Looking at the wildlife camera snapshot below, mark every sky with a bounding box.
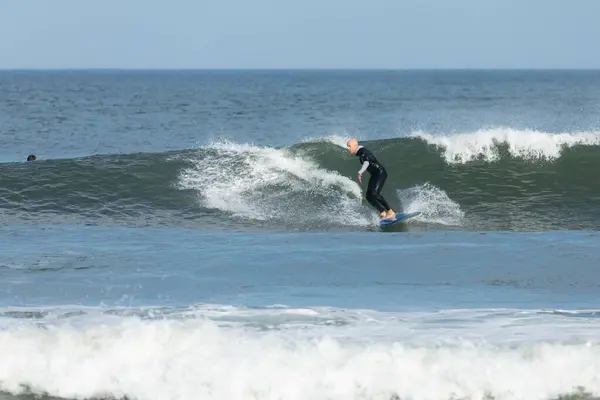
[0,0,598,69]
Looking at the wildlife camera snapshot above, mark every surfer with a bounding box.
[346,138,395,220]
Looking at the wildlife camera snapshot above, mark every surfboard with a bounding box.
[379,211,422,226]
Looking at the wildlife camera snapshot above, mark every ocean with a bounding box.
[1,69,600,400]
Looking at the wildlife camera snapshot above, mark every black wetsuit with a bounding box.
[355,146,391,213]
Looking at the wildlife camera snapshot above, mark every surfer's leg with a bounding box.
[371,171,395,218]
[366,173,387,217]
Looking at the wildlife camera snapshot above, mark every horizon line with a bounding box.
[1,67,599,72]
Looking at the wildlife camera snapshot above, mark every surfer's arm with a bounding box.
[358,161,369,175]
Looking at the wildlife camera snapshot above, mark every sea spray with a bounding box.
[177,140,376,227]
[397,183,465,226]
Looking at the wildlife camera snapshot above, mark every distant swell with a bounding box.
[1,129,600,231]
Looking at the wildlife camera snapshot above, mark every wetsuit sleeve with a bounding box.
[358,161,369,174]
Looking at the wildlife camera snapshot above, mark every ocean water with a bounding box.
[1,70,600,400]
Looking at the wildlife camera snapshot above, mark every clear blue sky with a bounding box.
[1,0,598,69]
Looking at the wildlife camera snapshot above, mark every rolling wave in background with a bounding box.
[1,128,599,231]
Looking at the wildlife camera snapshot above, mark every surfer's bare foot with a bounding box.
[386,210,396,219]
[379,211,387,219]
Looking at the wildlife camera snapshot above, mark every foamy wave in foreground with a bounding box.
[411,128,600,164]
[1,306,600,400]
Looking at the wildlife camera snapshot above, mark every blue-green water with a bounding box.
[1,70,600,400]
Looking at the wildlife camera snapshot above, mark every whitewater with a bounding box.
[2,306,600,400]
[410,128,600,164]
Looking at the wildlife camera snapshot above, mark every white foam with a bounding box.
[1,306,600,400]
[177,140,377,227]
[411,128,600,164]
[397,183,465,226]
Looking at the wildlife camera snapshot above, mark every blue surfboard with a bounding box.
[379,211,422,226]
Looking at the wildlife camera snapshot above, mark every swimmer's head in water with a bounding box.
[346,138,359,154]
[27,155,36,161]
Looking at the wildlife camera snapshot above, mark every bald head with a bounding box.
[347,138,359,154]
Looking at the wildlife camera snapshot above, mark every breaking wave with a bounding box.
[2,128,599,231]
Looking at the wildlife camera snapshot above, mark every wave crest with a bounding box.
[411,128,600,164]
